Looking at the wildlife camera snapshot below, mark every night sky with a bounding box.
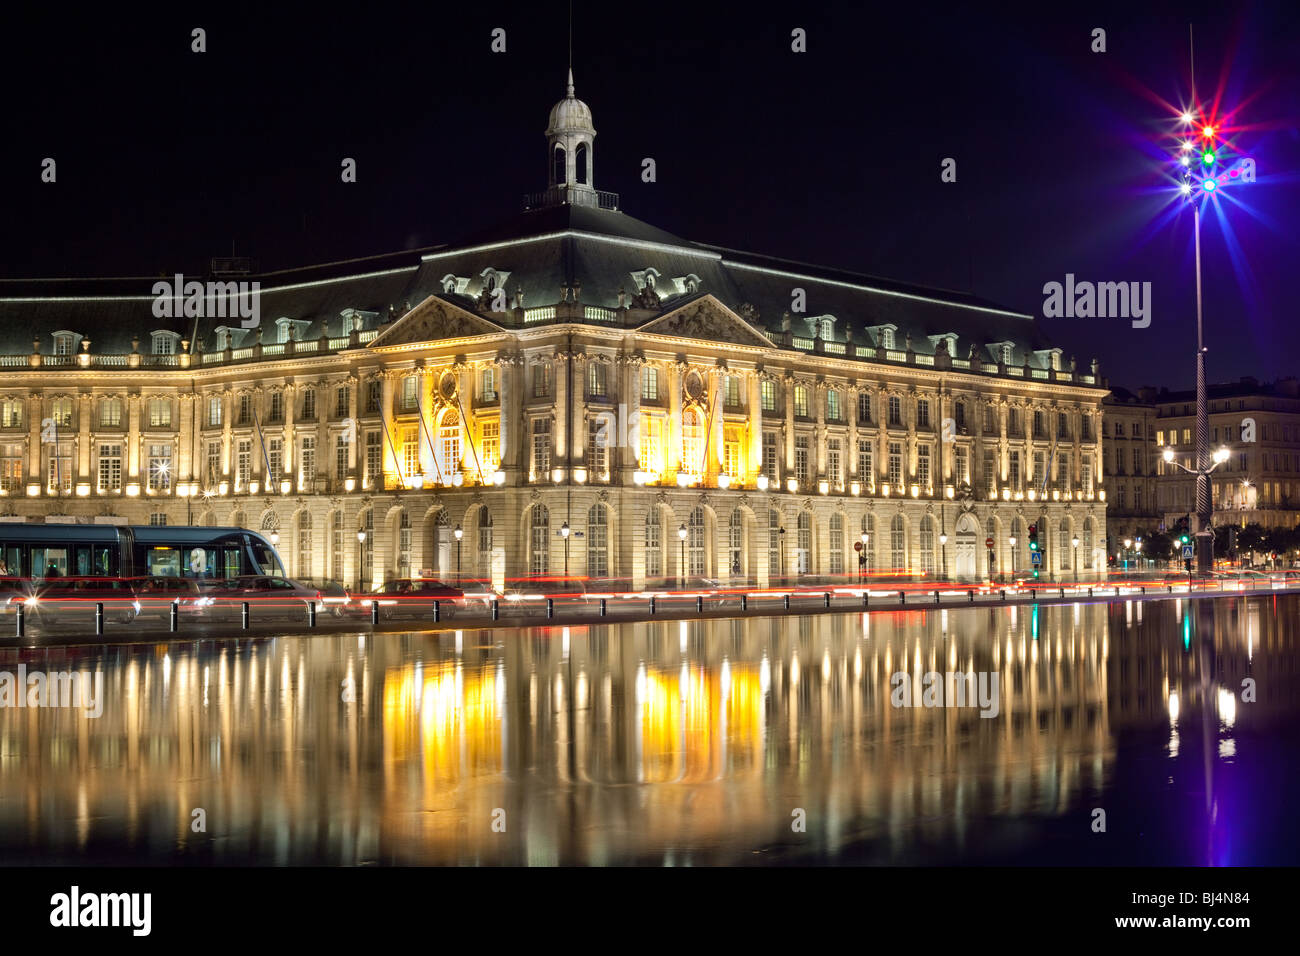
[2,0,1297,390]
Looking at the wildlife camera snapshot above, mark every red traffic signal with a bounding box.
[1028,524,1036,535]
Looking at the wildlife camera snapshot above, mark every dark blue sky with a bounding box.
[2,0,1297,389]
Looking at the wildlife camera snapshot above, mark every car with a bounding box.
[207,575,323,623]
[21,577,140,629]
[133,576,214,623]
[366,579,463,621]
[297,578,359,618]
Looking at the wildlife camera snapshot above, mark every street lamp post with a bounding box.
[453,524,463,585]
[1008,535,1017,581]
[1164,445,1230,571]
[355,528,366,594]
[560,521,570,579]
[860,531,869,582]
[678,523,688,586]
[1123,537,1132,571]
[939,504,947,581]
[1072,535,1080,582]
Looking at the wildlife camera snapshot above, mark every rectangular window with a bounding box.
[206,442,221,485]
[533,365,551,398]
[50,398,73,428]
[917,399,930,428]
[237,394,251,426]
[480,421,500,472]
[302,388,317,420]
[639,416,661,473]
[795,437,809,484]
[47,442,72,493]
[641,367,659,402]
[1009,450,1021,488]
[1034,450,1046,484]
[100,398,122,428]
[365,432,381,486]
[763,432,778,481]
[236,440,251,487]
[365,380,380,414]
[1058,412,1069,439]
[532,418,552,476]
[587,419,607,474]
[480,368,497,402]
[149,513,167,526]
[587,361,607,399]
[955,446,969,486]
[300,436,316,485]
[402,426,420,480]
[149,397,172,428]
[983,450,995,490]
[984,406,995,433]
[857,440,873,485]
[0,443,24,493]
[760,380,776,412]
[794,386,809,418]
[1114,421,1125,438]
[269,437,283,480]
[888,442,903,485]
[917,445,931,486]
[857,392,871,424]
[827,390,840,422]
[724,375,741,408]
[1033,409,1045,438]
[827,439,841,485]
[1183,428,1192,444]
[1056,452,1068,485]
[270,391,284,423]
[147,443,172,491]
[724,439,740,479]
[1155,429,1164,446]
[208,396,222,427]
[335,385,351,418]
[335,433,349,478]
[399,377,418,412]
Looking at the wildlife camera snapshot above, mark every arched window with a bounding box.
[575,142,588,185]
[890,514,906,570]
[681,408,703,479]
[861,513,876,572]
[530,505,549,576]
[359,509,374,587]
[298,512,313,578]
[437,409,461,481]
[553,145,566,186]
[796,512,811,574]
[829,514,844,574]
[919,515,935,574]
[397,510,411,579]
[687,507,707,576]
[644,510,662,577]
[477,506,493,573]
[768,510,783,577]
[261,511,278,532]
[587,505,608,578]
[728,509,744,575]
[1083,516,1095,569]
[881,327,895,350]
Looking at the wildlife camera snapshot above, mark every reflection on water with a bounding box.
[1,595,1297,865]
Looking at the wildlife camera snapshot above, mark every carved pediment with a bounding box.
[368,296,505,348]
[637,296,773,350]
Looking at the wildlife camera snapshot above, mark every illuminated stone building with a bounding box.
[0,71,1109,587]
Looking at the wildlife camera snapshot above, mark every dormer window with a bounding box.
[274,317,311,344]
[151,330,181,355]
[881,327,895,350]
[673,274,702,294]
[52,331,79,356]
[440,274,469,295]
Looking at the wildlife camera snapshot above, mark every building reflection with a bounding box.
[0,595,1294,865]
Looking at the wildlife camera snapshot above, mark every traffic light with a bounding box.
[1178,515,1191,546]
[1028,524,1039,552]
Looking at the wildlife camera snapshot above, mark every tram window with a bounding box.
[251,542,284,576]
[144,547,182,578]
[223,547,243,578]
[0,545,21,577]
[92,546,115,576]
[31,547,69,579]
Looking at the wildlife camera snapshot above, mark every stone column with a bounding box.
[747,371,763,483]
[420,365,437,481]
[815,380,827,478]
[346,374,359,475]
[906,387,918,487]
[667,361,683,479]
[128,391,142,483]
[706,367,722,480]
[783,373,795,473]
[220,388,233,483]
[623,355,642,482]
[458,361,473,479]
[179,393,195,484]
[77,391,91,484]
[378,375,393,484]
[27,392,41,482]
[555,350,570,469]
[573,354,588,468]
[846,384,859,480]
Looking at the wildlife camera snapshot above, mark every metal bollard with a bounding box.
[741,594,748,611]
[650,595,656,615]
[170,599,179,632]
[1030,589,1035,600]
[1060,587,1065,598]
[899,591,905,605]
[1141,586,1146,595]
[1168,585,1172,594]
[491,600,500,621]
[547,598,554,619]
[242,601,251,630]
[432,600,440,623]
[370,600,379,626]
[863,592,869,608]
[783,594,790,610]
[15,604,24,638]
[95,602,104,636]
[599,598,607,617]
[696,595,704,613]
[934,590,939,606]
[307,601,316,627]
[1000,589,1006,601]
[1088,587,1093,597]
[969,590,975,604]
[824,592,831,608]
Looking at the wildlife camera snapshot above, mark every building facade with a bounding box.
[1102,387,1160,548]
[0,73,1110,586]
[1154,377,1300,532]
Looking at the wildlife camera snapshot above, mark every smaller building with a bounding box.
[1102,387,1160,549]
